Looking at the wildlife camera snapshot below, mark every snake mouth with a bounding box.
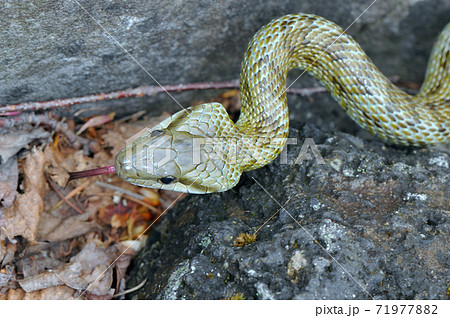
[114,156,133,181]
[114,149,140,182]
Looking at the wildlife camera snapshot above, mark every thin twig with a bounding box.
[0,80,326,114]
[113,278,147,298]
[95,181,145,201]
[48,180,90,213]
[116,110,147,123]
[96,181,160,212]
[46,176,86,214]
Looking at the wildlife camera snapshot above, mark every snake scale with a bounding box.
[115,13,450,194]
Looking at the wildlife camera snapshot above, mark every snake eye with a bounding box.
[158,176,177,185]
[150,129,165,137]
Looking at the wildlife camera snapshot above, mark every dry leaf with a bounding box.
[36,211,101,243]
[4,148,46,243]
[0,272,13,287]
[17,252,64,279]
[19,262,85,292]
[0,111,178,299]
[0,285,76,300]
[68,242,116,296]
[101,130,126,157]
[0,128,49,164]
[1,243,17,266]
[114,251,133,291]
[76,112,116,135]
[44,147,87,187]
[18,242,116,296]
[23,285,76,299]
[0,157,18,209]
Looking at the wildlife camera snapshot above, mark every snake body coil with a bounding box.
[115,14,450,194]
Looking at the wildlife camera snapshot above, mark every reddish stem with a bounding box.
[0,80,240,114]
[0,80,326,114]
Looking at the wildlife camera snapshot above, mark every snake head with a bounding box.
[115,103,241,194]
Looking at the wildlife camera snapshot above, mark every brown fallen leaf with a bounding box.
[4,148,46,243]
[0,111,184,299]
[0,285,76,300]
[44,147,89,188]
[0,272,13,287]
[17,252,64,279]
[19,262,85,292]
[76,112,116,135]
[36,212,101,243]
[0,157,18,209]
[68,241,117,296]
[18,242,116,296]
[24,285,76,300]
[0,128,50,164]
[1,243,17,267]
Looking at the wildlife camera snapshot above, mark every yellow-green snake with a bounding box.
[115,13,450,194]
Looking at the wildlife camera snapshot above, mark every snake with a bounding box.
[114,13,450,194]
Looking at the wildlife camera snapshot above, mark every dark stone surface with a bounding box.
[127,125,449,299]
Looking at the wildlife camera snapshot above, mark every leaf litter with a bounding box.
[0,110,188,299]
